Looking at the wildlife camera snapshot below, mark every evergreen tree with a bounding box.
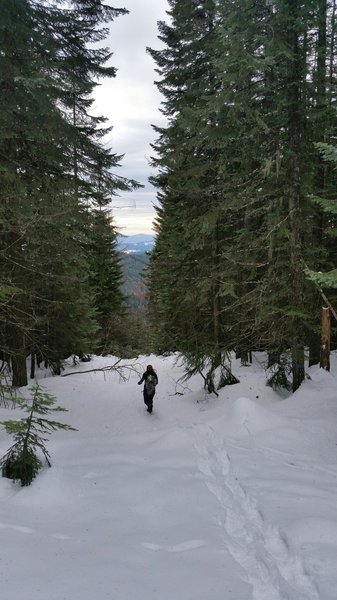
[148,1,228,370]
[148,0,337,390]
[0,383,76,486]
[88,208,126,354]
[0,0,138,385]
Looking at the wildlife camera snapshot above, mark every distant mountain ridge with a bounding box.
[117,233,155,254]
[117,234,153,312]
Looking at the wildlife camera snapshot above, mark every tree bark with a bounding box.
[320,306,330,370]
[30,352,35,380]
[285,0,306,392]
[309,334,321,366]
[10,324,27,387]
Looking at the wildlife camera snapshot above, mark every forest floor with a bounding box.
[0,352,336,600]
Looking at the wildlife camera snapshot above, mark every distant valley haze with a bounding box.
[117,233,155,254]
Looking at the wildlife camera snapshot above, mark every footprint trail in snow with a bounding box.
[195,425,319,600]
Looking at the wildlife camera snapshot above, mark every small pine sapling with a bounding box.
[0,383,76,486]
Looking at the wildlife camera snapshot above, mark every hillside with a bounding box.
[117,234,154,313]
[120,251,149,312]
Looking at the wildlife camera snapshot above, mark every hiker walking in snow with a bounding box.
[138,364,158,414]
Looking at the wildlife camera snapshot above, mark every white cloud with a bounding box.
[93,0,169,234]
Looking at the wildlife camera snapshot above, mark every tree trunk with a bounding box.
[309,335,321,366]
[211,222,221,365]
[313,0,328,249]
[10,324,27,387]
[286,0,305,392]
[320,306,330,370]
[328,0,336,102]
[30,352,35,380]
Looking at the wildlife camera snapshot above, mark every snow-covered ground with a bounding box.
[1,353,337,600]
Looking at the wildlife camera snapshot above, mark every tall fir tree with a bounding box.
[0,0,137,385]
[87,207,126,355]
[147,0,337,390]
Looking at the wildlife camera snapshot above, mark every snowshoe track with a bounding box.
[195,425,319,600]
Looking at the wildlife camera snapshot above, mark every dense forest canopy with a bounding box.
[0,0,141,387]
[147,0,337,392]
[2,0,337,394]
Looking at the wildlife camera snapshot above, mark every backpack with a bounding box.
[145,373,157,395]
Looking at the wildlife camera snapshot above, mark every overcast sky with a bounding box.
[94,0,169,235]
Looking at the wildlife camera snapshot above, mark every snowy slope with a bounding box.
[1,353,337,600]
